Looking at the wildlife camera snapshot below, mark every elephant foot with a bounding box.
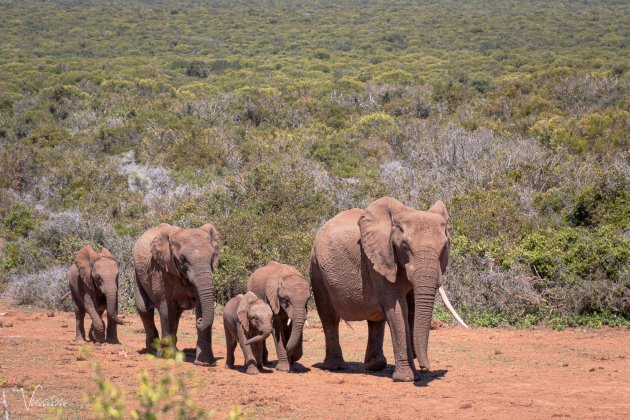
[194,358,217,367]
[225,362,234,369]
[194,345,217,367]
[74,336,87,342]
[106,337,121,345]
[246,365,260,375]
[276,360,291,372]
[364,357,387,371]
[322,358,348,371]
[392,366,416,382]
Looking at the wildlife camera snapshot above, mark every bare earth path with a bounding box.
[1,300,629,419]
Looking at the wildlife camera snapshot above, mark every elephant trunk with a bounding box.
[412,271,438,371]
[105,286,124,325]
[245,323,272,345]
[284,310,306,356]
[191,267,215,333]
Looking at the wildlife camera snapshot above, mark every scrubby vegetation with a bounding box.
[0,0,628,327]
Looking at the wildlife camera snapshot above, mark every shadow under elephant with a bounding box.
[313,361,447,385]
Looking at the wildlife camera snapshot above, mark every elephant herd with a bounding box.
[67,197,467,382]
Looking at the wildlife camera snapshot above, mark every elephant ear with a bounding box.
[100,247,114,259]
[358,197,407,283]
[150,224,179,274]
[75,245,98,288]
[199,223,221,270]
[237,292,257,332]
[428,200,451,273]
[265,276,282,315]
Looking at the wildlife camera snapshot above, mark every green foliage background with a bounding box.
[0,0,628,327]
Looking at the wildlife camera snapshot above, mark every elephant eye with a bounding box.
[180,255,187,263]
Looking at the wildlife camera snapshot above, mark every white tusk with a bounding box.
[438,286,469,329]
[287,317,291,326]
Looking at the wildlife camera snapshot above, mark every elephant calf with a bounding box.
[69,245,124,344]
[223,292,273,375]
[247,261,310,372]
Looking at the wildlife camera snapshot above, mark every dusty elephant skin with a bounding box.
[310,197,467,382]
[132,222,220,366]
[247,261,310,372]
[223,291,273,375]
[69,245,123,344]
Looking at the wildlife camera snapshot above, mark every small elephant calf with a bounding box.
[223,292,273,375]
[69,245,124,344]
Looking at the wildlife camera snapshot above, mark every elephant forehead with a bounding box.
[254,301,273,315]
[400,212,445,235]
[93,257,118,273]
[173,229,212,248]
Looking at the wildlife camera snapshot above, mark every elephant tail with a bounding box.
[342,319,354,332]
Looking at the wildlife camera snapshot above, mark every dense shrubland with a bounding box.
[0,0,628,327]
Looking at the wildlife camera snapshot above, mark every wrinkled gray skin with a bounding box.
[223,291,274,375]
[133,223,220,366]
[69,245,123,344]
[311,197,453,382]
[247,261,310,372]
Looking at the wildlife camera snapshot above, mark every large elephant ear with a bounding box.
[358,197,407,283]
[199,223,221,270]
[100,247,114,259]
[237,292,257,332]
[75,245,98,284]
[150,224,179,274]
[428,200,451,273]
[265,276,282,315]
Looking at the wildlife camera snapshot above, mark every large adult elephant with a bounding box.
[133,223,220,366]
[310,197,468,382]
[247,261,310,372]
[69,245,123,344]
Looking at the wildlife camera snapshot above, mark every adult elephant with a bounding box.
[69,245,123,344]
[247,261,310,372]
[310,197,468,382]
[133,223,220,366]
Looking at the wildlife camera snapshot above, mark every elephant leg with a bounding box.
[383,296,417,382]
[312,266,346,370]
[194,298,216,366]
[158,300,174,343]
[237,326,259,375]
[169,308,184,349]
[364,319,387,371]
[253,342,264,370]
[272,317,290,372]
[135,280,158,352]
[139,308,158,352]
[224,325,236,369]
[262,342,270,366]
[406,292,416,359]
[73,302,86,342]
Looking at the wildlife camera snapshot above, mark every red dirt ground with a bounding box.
[1,300,629,419]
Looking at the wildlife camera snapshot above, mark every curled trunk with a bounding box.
[245,324,272,345]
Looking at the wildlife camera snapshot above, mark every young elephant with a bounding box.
[69,245,124,344]
[223,291,273,375]
[247,261,310,372]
